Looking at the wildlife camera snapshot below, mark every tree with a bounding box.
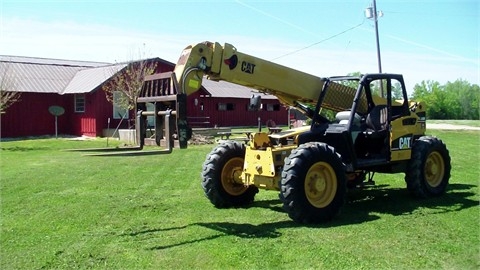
[412,80,443,119]
[0,61,21,114]
[412,80,444,101]
[392,82,403,100]
[468,84,480,119]
[340,72,362,89]
[102,59,157,116]
[443,79,479,120]
[412,79,479,120]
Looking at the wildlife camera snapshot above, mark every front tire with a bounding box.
[280,142,347,223]
[405,136,451,198]
[201,141,258,207]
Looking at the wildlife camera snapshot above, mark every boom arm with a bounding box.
[136,41,359,149]
[172,41,326,106]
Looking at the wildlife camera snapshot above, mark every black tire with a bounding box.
[405,136,451,198]
[280,142,347,223]
[201,141,258,207]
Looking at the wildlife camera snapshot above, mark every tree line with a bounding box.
[343,73,479,120]
[411,79,480,120]
[347,72,479,120]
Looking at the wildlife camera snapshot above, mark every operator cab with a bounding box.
[353,74,410,168]
[300,74,410,171]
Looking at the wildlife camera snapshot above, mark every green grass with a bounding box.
[1,130,479,269]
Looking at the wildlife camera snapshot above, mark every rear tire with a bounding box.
[405,136,451,198]
[280,142,347,223]
[201,141,258,207]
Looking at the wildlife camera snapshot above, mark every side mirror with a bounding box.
[249,94,261,111]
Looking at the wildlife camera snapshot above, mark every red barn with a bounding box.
[1,55,288,139]
[187,79,288,128]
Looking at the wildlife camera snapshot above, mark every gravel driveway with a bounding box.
[427,123,480,130]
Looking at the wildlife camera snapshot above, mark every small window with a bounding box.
[146,102,155,127]
[218,103,235,111]
[218,103,227,111]
[266,103,280,111]
[74,94,85,113]
[113,91,128,119]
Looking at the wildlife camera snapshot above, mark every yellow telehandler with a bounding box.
[135,41,451,223]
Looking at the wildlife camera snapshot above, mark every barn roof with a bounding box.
[62,63,127,94]
[63,57,173,94]
[0,55,107,67]
[0,55,107,94]
[1,55,278,100]
[201,79,277,100]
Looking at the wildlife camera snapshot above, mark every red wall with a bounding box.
[0,90,125,138]
[1,93,70,138]
[1,90,289,138]
[1,60,289,138]
[186,91,288,128]
[67,90,118,137]
[1,59,176,138]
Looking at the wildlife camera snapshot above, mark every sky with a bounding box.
[1,0,478,93]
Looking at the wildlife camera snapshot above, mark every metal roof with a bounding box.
[0,55,109,94]
[0,55,108,67]
[62,63,126,94]
[62,57,169,94]
[201,79,277,100]
[1,55,278,100]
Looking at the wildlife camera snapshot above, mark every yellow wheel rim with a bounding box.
[424,151,445,187]
[304,161,337,208]
[221,157,248,196]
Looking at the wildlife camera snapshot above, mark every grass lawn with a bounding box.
[1,130,479,269]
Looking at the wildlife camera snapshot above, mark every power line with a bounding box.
[382,10,477,17]
[272,20,365,61]
[235,0,367,61]
[235,0,323,39]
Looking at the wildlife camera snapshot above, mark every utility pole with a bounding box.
[365,0,384,96]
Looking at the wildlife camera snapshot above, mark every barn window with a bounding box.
[113,91,128,119]
[218,103,235,111]
[74,94,85,113]
[266,103,280,111]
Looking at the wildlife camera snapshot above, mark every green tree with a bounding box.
[412,80,444,119]
[443,79,479,119]
[102,59,157,113]
[412,79,479,120]
[392,82,403,100]
[469,84,480,119]
[340,72,362,89]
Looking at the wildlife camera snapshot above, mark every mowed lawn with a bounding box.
[1,129,478,269]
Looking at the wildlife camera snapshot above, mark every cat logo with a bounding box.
[241,61,256,74]
[399,136,412,149]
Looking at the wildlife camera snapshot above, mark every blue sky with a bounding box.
[1,0,478,92]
